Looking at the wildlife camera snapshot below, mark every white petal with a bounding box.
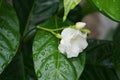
[69,33,87,57]
[58,44,65,53]
[61,28,77,39]
[58,27,88,58]
[58,37,71,54]
[67,46,80,58]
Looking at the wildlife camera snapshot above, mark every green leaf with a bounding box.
[0,41,37,80]
[13,0,60,40]
[0,52,27,80]
[89,0,120,22]
[33,17,85,80]
[0,0,19,74]
[113,25,120,79]
[63,0,80,21]
[67,0,97,23]
[80,40,119,80]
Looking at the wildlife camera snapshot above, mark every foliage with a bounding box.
[89,0,120,22]
[0,0,120,80]
[80,40,119,80]
[0,0,19,74]
[33,17,85,80]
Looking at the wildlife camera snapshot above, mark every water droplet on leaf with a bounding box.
[45,63,49,70]
[33,53,38,61]
[2,62,7,69]
[41,59,45,63]
[37,70,42,78]
[41,52,45,56]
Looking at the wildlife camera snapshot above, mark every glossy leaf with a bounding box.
[80,40,119,80]
[33,17,85,80]
[0,0,19,74]
[0,40,37,80]
[0,52,27,80]
[63,0,80,21]
[113,25,120,79]
[13,0,60,40]
[89,0,120,22]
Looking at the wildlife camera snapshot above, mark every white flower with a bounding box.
[58,27,88,58]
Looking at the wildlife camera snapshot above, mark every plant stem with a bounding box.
[36,26,62,38]
[37,26,64,31]
[52,27,64,31]
[37,26,52,32]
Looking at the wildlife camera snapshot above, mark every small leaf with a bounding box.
[63,0,80,21]
[33,17,85,80]
[0,0,19,74]
[90,0,120,22]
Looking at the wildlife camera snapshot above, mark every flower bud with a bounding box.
[75,22,86,29]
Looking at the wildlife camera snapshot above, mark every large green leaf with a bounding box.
[13,0,60,40]
[89,0,120,22]
[113,25,120,79]
[80,40,119,80]
[0,40,37,80]
[63,0,81,21]
[0,0,19,74]
[33,17,85,80]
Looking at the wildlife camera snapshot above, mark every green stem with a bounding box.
[37,26,52,32]
[36,26,62,38]
[52,27,64,31]
[80,28,91,34]
[37,26,64,31]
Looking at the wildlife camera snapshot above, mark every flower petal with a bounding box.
[58,27,88,58]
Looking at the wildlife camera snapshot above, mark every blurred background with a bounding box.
[80,0,118,40]
[7,0,118,40]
